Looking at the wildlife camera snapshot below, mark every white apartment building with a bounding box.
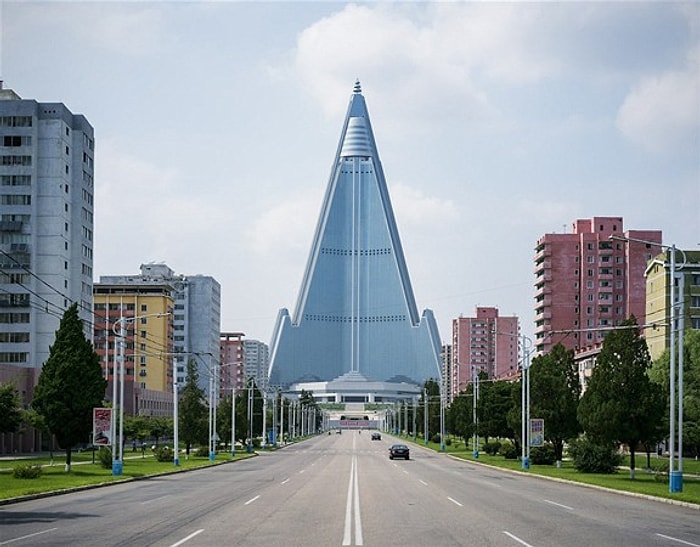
[0,83,95,373]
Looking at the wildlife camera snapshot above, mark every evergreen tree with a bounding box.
[179,359,208,456]
[479,379,517,443]
[446,389,474,446]
[529,343,582,464]
[578,316,665,478]
[0,383,24,434]
[31,304,107,472]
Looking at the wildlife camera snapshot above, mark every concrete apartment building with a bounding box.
[93,283,174,416]
[220,331,245,397]
[101,263,221,394]
[0,84,94,453]
[645,249,700,360]
[534,217,662,355]
[451,307,519,398]
[243,339,269,390]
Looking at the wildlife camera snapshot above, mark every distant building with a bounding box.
[243,339,269,389]
[534,217,662,355]
[451,307,520,398]
[93,283,174,416]
[220,332,245,397]
[268,82,442,398]
[0,83,95,372]
[645,249,700,360]
[100,263,221,393]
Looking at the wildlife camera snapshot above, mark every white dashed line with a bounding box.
[244,495,260,505]
[169,529,204,547]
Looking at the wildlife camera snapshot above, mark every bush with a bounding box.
[97,447,112,469]
[499,441,518,459]
[154,445,174,462]
[444,437,452,446]
[431,433,441,444]
[13,463,43,479]
[194,446,210,458]
[530,443,556,465]
[568,437,622,474]
[483,441,501,456]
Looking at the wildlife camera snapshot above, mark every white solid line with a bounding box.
[353,454,363,546]
[543,499,573,511]
[503,531,535,547]
[418,479,428,486]
[244,495,260,505]
[656,533,700,547]
[169,529,204,547]
[280,478,290,485]
[342,456,355,546]
[0,527,58,546]
[447,497,463,507]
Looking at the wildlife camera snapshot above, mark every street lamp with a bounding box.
[611,235,686,493]
[520,335,533,470]
[111,311,169,476]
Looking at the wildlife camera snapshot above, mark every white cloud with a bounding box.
[616,46,700,154]
[389,184,457,226]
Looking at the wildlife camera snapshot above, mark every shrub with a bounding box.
[431,433,441,444]
[97,447,113,469]
[13,464,43,479]
[568,437,622,474]
[530,443,557,465]
[154,445,174,462]
[193,446,209,457]
[444,437,452,446]
[483,441,501,456]
[499,441,518,459]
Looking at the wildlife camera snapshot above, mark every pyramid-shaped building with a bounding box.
[268,82,442,397]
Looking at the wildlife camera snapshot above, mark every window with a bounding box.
[587,255,595,263]
[140,330,147,338]
[586,281,594,289]
[141,304,147,312]
[140,317,147,324]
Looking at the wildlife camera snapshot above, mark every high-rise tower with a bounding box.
[268,82,442,392]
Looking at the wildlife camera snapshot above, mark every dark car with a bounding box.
[371,432,381,441]
[389,444,409,460]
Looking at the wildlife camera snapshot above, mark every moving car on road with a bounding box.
[388,444,410,460]
[371,432,381,440]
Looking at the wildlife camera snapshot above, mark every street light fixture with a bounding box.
[111,311,170,476]
[610,234,686,493]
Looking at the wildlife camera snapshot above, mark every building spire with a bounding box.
[353,79,362,94]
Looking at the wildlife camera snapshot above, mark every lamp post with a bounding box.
[472,366,479,458]
[521,335,532,470]
[111,312,170,476]
[610,235,685,493]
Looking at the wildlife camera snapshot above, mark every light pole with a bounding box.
[173,378,179,466]
[424,388,429,445]
[611,235,686,493]
[520,335,532,470]
[472,366,479,458]
[111,312,169,476]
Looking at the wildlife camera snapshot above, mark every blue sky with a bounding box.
[2,1,698,345]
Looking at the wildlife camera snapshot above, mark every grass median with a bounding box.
[0,450,256,502]
[400,436,700,507]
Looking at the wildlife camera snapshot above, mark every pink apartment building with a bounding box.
[220,332,245,398]
[534,217,662,355]
[451,307,519,398]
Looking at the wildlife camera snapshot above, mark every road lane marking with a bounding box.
[447,497,463,507]
[656,533,700,547]
[342,454,363,546]
[169,529,204,547]
[281,478,290,485]
[141,495,168,505]
[503,531,535,547]
[244,495,260,505]
[418,479,428,486]
[0,527,58,545]
[542,499,573,511]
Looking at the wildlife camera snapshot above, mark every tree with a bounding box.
[479,379,517,443]
[31,304,107,472]
[446,389,474,445]
[416,379,440,440]
[179,359,208,456]
[0,383,24,435]
[529,343,582,464]
[577,317,665,478]
[217,393,234,448]
[651,329,700,459]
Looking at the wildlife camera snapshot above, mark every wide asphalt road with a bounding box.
[0,432,698,547]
